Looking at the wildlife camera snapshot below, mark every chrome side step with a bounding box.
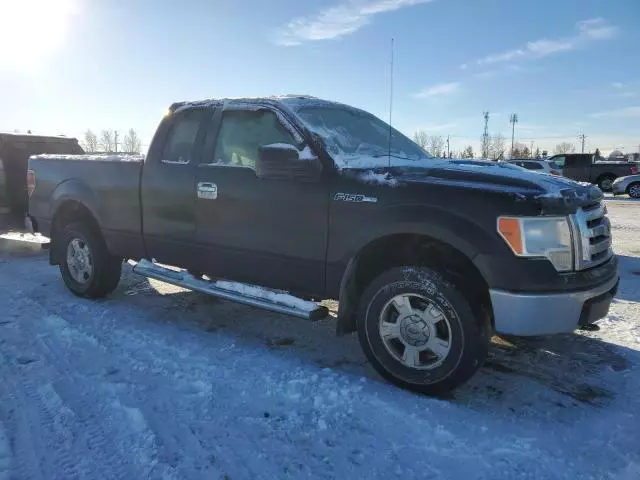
[132,259,328,321]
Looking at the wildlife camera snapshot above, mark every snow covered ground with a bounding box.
[1,199,639,479]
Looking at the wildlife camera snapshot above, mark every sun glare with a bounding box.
[0,0,78,70]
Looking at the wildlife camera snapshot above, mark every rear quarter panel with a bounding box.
[29,157,143,258]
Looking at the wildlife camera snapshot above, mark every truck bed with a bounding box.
[28,154,144,257]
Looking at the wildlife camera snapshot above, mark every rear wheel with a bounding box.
[627,182,640,199]
[58,222,122,298]
[357,266,489,395]
[598,175,616,192]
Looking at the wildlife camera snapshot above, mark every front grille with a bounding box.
[571,200,613,270]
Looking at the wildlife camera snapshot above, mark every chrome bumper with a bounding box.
[490,275,619,336]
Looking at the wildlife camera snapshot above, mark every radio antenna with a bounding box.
[388,38,394,168]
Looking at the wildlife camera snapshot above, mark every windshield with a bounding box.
[295,106,432,168]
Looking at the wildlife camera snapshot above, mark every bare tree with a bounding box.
[83,129,98,152]
[554,142,576,154]
[100,129,115,152]
[489,134,506,160]
[511,142,530,158]
[412,130,429,151]
[426,135,445,157]
[534,147,541,159]
[122,128,142,153]
[461,145,474,159]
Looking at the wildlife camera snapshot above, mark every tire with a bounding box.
[58,222,122,298]
[598,175,616,192]
[627,182,640,199]
[357,266,489,395]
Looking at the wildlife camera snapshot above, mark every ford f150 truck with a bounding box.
[547,153,638,191]
[27,96,619,394]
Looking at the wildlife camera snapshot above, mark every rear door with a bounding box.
[141,108,211,268]
[194,105,329,296]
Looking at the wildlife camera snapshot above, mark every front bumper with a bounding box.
[612,182,626,195]
[490,274,619,336]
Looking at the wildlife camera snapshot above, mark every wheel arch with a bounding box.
[336,228,493,336]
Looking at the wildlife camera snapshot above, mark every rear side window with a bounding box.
[521,161,543,170]
[161,111,203,164]
[210,110,297,169]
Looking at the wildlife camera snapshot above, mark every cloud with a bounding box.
[590,107,640,118]
[465,18,618,68]
[414,82,460,98]
[612,82,625,89]
[274,0,433,46]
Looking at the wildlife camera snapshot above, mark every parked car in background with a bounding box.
[547,153,638,191]
[612,174,640,199]
[0,133,84,222]
[507,159,562,176]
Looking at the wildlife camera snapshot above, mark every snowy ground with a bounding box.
[1,200,639,480]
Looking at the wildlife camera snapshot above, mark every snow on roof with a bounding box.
[30,154,144,162]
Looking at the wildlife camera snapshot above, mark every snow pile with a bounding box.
[30,154,144,162]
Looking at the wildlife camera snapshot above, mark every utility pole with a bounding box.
[578,133,587,153]
[482,112,490,158]
[114,131,119,153]
[530,140,534,158]
[446,135,450,158]
[509,113,518,158]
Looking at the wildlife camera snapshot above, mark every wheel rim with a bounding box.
[66,238,93,284]
[600,178,613,191]
[378,294,453,370]
[629,184,640,198]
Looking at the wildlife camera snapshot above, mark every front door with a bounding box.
[562,154,590,182]
[195,107,329,297]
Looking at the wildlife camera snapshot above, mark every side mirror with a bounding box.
[256,143,321,182]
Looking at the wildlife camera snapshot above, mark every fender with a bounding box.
[333,204,499,335]
[329,203,499,274]
[50,178,101,225]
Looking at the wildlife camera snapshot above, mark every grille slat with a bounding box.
[572,200,613,270]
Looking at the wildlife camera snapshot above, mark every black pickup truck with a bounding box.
[27,96,619,394]
[547,153,637,191]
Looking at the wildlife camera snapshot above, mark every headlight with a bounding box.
[497,216,573,272]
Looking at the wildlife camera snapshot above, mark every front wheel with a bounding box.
[357,267,489,395]
[58,222,122,298]
[627,182,640,199]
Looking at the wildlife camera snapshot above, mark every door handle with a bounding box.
[197,182,218,199]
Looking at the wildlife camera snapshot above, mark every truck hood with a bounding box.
[347,159,603,212]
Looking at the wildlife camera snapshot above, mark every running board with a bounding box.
[132,259,328,321]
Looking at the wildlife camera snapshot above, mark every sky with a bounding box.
[1,0,639,156]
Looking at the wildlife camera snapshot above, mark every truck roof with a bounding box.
[170,95,353,114]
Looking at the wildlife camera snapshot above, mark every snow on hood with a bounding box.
[349,159,600,202]
[30,154,144,162]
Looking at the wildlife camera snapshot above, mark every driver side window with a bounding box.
[211,110,298,169]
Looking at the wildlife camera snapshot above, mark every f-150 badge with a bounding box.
[334,193,377,203]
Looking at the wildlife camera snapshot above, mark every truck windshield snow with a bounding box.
[296,106,431,168]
